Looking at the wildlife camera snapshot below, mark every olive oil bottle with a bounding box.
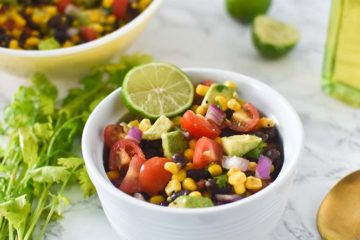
[322,0,360,107]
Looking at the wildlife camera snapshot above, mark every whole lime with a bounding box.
[225,0,271,23]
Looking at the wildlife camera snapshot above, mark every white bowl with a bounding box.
[0,0,162,78]
[82,68,304,240]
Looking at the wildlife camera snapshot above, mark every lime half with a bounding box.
[226,0,271,23]
[121,63,194,119]
[252,15,299,59]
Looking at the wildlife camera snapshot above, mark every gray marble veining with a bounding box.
[1,0,359,239]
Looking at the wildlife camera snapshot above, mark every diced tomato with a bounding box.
[104,124,127,149]
[80,27,98,42]
[113,0,128,20]
[108,139,145,171]
[119,155,145,194]
[139,157,172,196]
[181,110,220,139]
[193,137,223,169]
[226,103,260,133]
[57,0,71,13]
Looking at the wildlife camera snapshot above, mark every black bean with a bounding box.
[140,140,164,159]
[0,34,12,48]
[220,127,238,137]
[167,190,189,202]
[138,192,150,201]
[264,149,281,162]
[206,179,232,195]
[172,154,187,168]
[253,131,269,141]
[263,127,276,140]
[48,15,63,29]
[225,109,234,120]
[186,169,211,181]
[159,201,169,207]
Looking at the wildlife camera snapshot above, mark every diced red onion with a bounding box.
[205,104,226,126]
[125,126,142,143]
[255,155,272,179]
[67,28,79,37]
[215,194,243,203]
[65,4,80,16]
[222,156,249,171]
[133,193,145,201]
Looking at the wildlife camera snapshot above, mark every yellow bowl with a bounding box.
[0,0,163,78]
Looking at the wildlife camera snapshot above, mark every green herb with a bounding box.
[215,84,226,92]
[244,141,267,159]
[215,174,228,188]
[0,53,152,240]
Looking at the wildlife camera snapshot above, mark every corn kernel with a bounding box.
[102,0,114,8]
[89,10,103,23]
[172,169,187,182]
[228,171,247,186]
[214,95,228,111]
[25,37,39,49]
[224,80,236,89]
[270,164,275,173]
[9,40,19,49]
[184,148,194,160]
[188,139,196,150]
[227,167,240,176]
[196,105,207,115]
[139,119,151,132]
[185,162,193,170]
[214,137,222,144]
[106,14,116,24]
[248,162,257,172]
[138,0,151,11]
[45,6,57,17]
[259,117,275,128]
[189,191,202,197]
[191,104,199,112]
[196,84,210,96]
[31,31,40,37]
[13,14,26,27]
[92,23,104,33]
[227,99,241,111]
[62,41,74,48]
[234,183,246,194]
[128,120,140,128]
[165,179,182,196]
[71,35,80,43]
[245,176,263,190]
[25,7,33,15]
[150,195,165,204]
[106,170,119,181]
[182,178,197,191]
[207,164,222,177]
[164,162,180,174]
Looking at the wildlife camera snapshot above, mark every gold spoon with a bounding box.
[317,170,360,240]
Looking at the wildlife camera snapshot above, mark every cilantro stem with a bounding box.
[46,114,84,161]
[9,224,14,240]
[23,184,51,240]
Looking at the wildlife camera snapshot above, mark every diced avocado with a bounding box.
[143,115,173,140]
[168,196,214,208]
[162,131,188,158]
[201,84,236,107]
[38,38,60,50]
[221,135,262,157]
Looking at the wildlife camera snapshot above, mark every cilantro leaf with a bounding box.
[0,195,30,229]
[244,141,267,159]
[58,157,84,169]
[33,121,54,141]
[18,127,38,167]
[77,166,96,197]
[29,166,70,183]
[215,174,228,188]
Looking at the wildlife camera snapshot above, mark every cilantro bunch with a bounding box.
[0,53,152,240]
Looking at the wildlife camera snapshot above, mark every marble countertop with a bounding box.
[1,0,360,239]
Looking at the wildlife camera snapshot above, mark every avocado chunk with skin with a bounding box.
[169,196,214,208]
[221,135,262,157]
[201,84,235,107]
[142,115,173,140]
[162,131,188,158]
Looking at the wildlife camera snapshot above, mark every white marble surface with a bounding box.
[1,0,360,239]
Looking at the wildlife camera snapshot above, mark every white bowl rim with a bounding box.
[82,67,304,215]
[0,0,163,57]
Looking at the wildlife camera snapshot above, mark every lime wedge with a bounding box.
[121,63,194,119]
[226,0,271,23]
[252,15,299,59]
